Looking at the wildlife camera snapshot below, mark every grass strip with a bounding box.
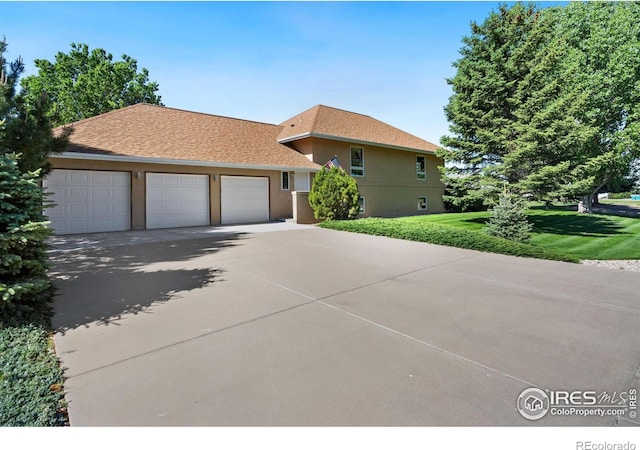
[319,218,579,263]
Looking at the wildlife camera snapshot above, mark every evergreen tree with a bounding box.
[439,3,542,210]
[308,167,360,221]
[507,7,599,204]
[0,38,70,174]
[485,188,533,243]
[440,2,640,213]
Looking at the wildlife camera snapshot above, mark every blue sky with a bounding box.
[4,2,555,143]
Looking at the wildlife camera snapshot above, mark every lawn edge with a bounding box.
[319,218,579,264]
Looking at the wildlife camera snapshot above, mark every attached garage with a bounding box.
[146,173,210,229]
[43,169,131,235]
[220,176,269,225]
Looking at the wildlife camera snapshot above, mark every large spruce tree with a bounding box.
[439,3,542,211]
[440,2,640,212]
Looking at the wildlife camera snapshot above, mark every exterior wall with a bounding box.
[292,191,317,224]
[292,137,445,217]
[49,158,295,229]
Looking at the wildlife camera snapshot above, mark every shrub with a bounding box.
[0,153,53,322]
[485,190,533,243]
[319,218,578,263]
[607,192,632,199]
[308,167,360,220]
[0,324,67,426]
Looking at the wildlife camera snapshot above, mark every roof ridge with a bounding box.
[315,104,372,119]
[53,103,148,130]
[55,103,282,131]
[156,104,280,127]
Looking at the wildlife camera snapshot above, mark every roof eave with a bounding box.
[278,132,438,154]
[50,152,321,172]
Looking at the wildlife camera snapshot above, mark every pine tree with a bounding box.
[440,3,640,213]
[485,189,533,243]
[0,38,70,174]
[439,3,543,210]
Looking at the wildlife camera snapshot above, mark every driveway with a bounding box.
[49,224,640,426]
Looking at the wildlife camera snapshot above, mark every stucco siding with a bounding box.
[296,137,446,217]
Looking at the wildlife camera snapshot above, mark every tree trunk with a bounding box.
[579,177,609,214]
[581,195,593,213]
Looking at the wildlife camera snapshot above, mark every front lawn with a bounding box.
[320,205,640,261]
[320,216,579,263]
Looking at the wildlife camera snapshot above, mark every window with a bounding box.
[358,197,366,214]
[281,171,290,190]
[350,147,364,177]
[416,155,426,180]
[417,196,428,211]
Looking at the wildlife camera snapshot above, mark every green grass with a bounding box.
[320,204,640,261]
[400,205,640,260]
[320,217,579,263]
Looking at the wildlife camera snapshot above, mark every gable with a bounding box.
[277,105,439,154]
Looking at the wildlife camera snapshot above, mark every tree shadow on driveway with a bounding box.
[48,232,246,334]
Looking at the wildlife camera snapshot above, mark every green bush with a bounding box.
[0,324,67,426]
[0,153,53,322]
[308,167,360,221]
[319,218,578,263]
[607,192,632,199]
[485,191,533,243]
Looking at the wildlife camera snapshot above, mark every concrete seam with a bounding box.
[317,300,539,389]
[67,299,316,379]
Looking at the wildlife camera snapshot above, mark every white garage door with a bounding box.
[43,169,131,234]
[146,173,210,229]
[220,176,269,225]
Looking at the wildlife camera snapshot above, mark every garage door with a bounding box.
[146,173,210,229]
[43,169,131,234]
[220,176,269,224]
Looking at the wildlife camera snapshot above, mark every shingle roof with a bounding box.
[277,104,439,153]
[56,103,321,170]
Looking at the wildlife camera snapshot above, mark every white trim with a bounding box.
[278,132,436,155]
[50,152,320,173]
[358,196,366,214]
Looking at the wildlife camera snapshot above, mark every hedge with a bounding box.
[319,218,579,263]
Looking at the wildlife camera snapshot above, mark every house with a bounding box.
[45,103,445,234]
[525,395,544,412]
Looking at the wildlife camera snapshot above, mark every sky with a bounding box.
[3,1,557,144]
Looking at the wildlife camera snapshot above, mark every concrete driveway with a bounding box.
[49,224,640,426]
